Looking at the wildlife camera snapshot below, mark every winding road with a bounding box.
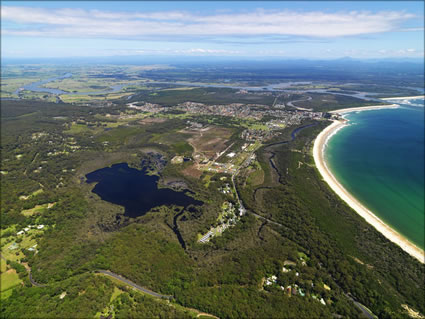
[95,270,172,300]
[25,268,171,299]
[0,254,173,301]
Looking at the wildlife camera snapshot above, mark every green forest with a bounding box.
[1,68,424,319]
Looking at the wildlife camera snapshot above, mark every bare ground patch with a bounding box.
[182,164,203,179]
[187,126,233,158]
[139,117,168,125]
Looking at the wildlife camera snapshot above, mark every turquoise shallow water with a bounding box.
[326,99,424,249]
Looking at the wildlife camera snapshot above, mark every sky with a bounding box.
[1,1,424,59]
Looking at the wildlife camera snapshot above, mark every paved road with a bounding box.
[95,270,172,300]
[1,252,46,287]
[344,293,377,319]
[1,256,171,300]
[250,212,286,228]
[28,270,46,287]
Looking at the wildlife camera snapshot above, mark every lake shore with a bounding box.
[313,118,425,263]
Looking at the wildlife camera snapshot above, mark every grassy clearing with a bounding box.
[239,119,270,131]
[247,168,265,186]
[203,174,212,188]
[101,121,123,128]
[298,252,309,261]
[59,94,107,104]
[32,189,44,196]
[1,225,17,237]
[96,126,145,144]
[172,141,193,156]
[157,112,193,120]
[110,286,124,302]
[20,233,38,250]
[21,203,50,216]
[106,92,133,100]
[1,227,43,263]
[245,123,269,130]
[1,258,6,272]
[1,269,22,293]
[19,188,44,201]
[0,247,23,263]
[64,123,93,135]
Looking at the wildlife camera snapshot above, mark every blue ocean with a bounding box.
[326,99,424,249]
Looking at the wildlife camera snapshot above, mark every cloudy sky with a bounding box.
[1,1,424,59]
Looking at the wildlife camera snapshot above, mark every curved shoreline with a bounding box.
[329,103,399,114]
[313,116,425,263]
[381,95,424,101]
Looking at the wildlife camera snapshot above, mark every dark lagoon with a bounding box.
[86,163,203,218]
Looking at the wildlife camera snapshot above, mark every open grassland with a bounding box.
[59,94,108,103]
[64,113,153,135]
[64,123,94,135]
[106,92,133,100]
[0,269,22,299]
[1,258,6,272]
[95,126,147,144]
[21,203,54,217]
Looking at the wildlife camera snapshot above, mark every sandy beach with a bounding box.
[329,104,399,114]
[313,119,425,263]
[381,95,424,101]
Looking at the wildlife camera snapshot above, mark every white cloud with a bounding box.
[101,48,241,56]
[1,6,417,39]
[399,27,424,32]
